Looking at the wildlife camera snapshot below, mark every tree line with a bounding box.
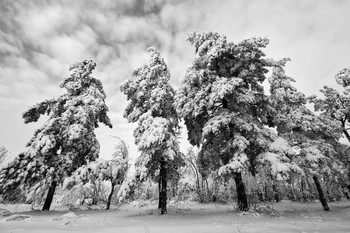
[0,32,349,215]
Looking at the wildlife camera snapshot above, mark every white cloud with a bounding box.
[32,52,64,78]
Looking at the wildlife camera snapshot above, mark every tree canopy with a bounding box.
[175,32,281,210]
[0,60,112,209]
[120,47,182,214]
[268,61,346,210]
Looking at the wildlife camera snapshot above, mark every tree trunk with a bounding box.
[272,183,280,202]
[313,176,330,211]
[344,184,350,199]
[234,172,248,211]
[344,192,350,200]
[172,186,177,197]
[301,176,305,200]
[264,183,273,201]
[158,160,167,215]
[342,128,350,143]
[42,181,57,211]
[106,182,115,210]
[158,175,161,209]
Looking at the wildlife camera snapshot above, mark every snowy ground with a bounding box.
[0,200,350,233]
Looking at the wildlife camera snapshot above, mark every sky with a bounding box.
[1,0,350,162]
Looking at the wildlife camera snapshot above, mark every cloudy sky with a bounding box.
[1,0,350,161]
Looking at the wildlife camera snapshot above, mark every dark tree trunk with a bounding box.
[342,128,350,143]
[158,175,161,209]
[106,182,115,210]
[301,176,305,190]
[264,184,273,201]
[313,176,330,211]
[234,172,248,211]
[42,181,57,211]
[344,185,350,199]
[172,186,176,197]
[301,177,305,200]
[344,192,350,200]
[272,183,280,202]
[158,160,167,215]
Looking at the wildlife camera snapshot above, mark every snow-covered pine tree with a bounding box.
[175,32,279,211]
[268,60,345,210]
[0,60,112,210]
[120,47,181,215]
[308,67,350,197]
[309,68,350,144]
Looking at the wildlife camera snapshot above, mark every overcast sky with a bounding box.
[1,0,350,161]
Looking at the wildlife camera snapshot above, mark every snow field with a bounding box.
[0,201,349,233]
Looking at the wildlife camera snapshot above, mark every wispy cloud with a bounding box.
[1,0,350,158]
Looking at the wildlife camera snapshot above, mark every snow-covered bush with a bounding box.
[117,175,137,202]
[63,150,129,209]
[176,173,198,202]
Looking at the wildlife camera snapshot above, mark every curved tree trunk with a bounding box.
[234,172,248,211]
[342,128,350,143]
[313,176,330,211]
[106,182,115,210]
[42,181,57,211]
[158,160,167,215]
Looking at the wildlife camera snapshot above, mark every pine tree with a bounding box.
[308,67,350,197]
[0,60,112,210]
[268,61,345,211]
[309,68,350,144]
[120,47,181,215]
[175,32,279,211]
